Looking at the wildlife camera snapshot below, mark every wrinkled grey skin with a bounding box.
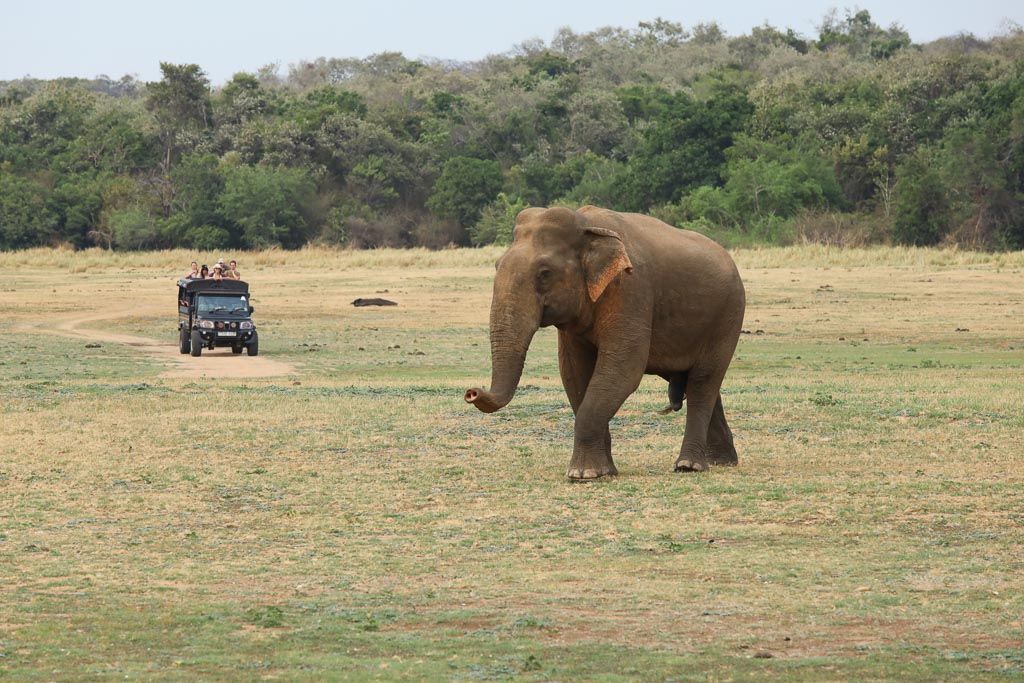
[465,205,745,480]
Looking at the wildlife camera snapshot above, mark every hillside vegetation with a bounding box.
[2,10,1023,251]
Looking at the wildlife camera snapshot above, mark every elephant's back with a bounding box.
[580,206,742,292]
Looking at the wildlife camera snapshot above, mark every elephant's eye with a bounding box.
[535,267,553,289]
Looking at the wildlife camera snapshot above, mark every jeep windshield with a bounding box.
[196,294,250,316]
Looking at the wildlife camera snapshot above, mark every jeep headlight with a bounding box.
[199,320,214,329]
[240,321,253,330]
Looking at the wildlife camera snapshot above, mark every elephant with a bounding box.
[464,205,745,480]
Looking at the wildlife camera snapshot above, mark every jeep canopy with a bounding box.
[177,278,249,295]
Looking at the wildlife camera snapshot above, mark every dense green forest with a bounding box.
[2,10,1023,251]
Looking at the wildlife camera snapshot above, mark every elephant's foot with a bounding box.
[567,463,618,480]
[674,446,710,473]
[568,431,616,480]
[707,442,738,466]
[567,449,617,480]
[673,457,708,473]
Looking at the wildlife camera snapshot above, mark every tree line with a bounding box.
[2,10,1023,251]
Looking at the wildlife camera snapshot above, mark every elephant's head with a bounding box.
[465,207,633,413]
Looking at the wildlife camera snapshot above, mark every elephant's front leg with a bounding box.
[558,333,611,478]
[566,345,648,480]
[557,331,596,415]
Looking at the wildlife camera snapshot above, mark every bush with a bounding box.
[724,154,843,218]
[746,214,793,244]
[649,206,789,249]
[893,153,951,246]
[675,186,734,225]
[679,217,780,249]
[668,138,845,241]
[318,207,351,247]
[344,216,409,249]
[410,215,465,249]
[184,225,232,250]
[108,206,161,250]
[219,164,316,248]
[469,193,527,246]
[556,154,625,208]
[790,209,889,246]
[427,157,503,228]
[0,173,57,248]
[48,173,107,247]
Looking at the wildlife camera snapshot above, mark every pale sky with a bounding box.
[2,0,1020,85]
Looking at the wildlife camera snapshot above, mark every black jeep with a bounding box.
[177,278,258,357]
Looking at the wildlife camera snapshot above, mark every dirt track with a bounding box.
[50,309,296,379]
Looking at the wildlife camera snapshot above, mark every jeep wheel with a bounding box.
[232,344,243,354]
[190,330,203,357]
[247,332,259,356]
[179,328,191,354]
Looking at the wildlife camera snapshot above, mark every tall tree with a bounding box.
[145,63,213,215]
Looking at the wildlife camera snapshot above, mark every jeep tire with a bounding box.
[247,332,259,356]
[190,330,203,357]
[179,327,191,354]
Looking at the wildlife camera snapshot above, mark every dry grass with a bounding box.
[1,246,1022,679]
[0,245,506,273]
[2,243,1023,273]
[733,244,1024,269]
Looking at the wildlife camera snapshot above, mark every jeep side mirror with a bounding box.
[249,306,255,314]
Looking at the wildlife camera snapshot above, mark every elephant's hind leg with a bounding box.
[657,372,687,414]
[706,394,738,466]
[674,370,724,473]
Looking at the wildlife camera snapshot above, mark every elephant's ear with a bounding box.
[582,226,633,302]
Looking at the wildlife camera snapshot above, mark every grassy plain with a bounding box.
[1,246,1023,680]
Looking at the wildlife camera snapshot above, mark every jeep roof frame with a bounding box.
[177,278,250,295]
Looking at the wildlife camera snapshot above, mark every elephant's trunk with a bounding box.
[465,265,539,413]
[464,385,513,413]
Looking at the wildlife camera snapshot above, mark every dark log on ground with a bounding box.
[352,298,398,307]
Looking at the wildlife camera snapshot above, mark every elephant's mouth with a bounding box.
[539,305,557,328]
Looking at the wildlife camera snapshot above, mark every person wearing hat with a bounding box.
[210,263,224,281]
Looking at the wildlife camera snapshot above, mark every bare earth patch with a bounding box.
[44,308,295,379]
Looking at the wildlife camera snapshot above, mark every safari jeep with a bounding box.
[176,278,258,356]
